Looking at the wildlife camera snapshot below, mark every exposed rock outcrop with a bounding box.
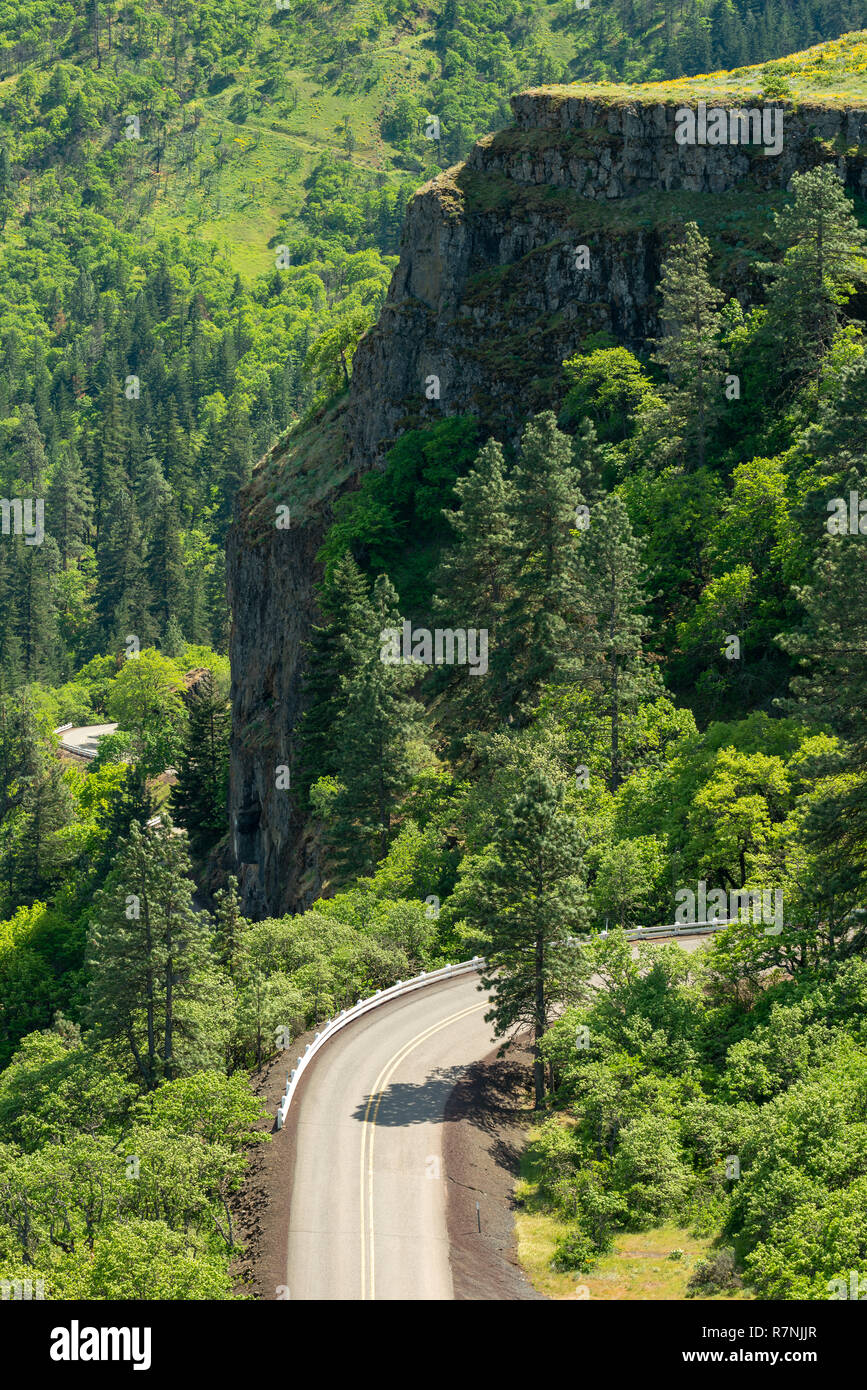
[226,89,867,918]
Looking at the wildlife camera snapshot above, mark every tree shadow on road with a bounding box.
[350,1065,467,1126]
[349,1053,532,1140]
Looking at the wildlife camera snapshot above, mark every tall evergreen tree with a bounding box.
[0,544,23,692]
[299,551,378,795]
[493,412,591,724]
[147,488,185,637]
[87,821,220,1087]
[213,875,245,980]
[12,403,48,490]
[13,534,61,682]
[650,221,725,470]
[454,774,588,1107]
[5,751,76,907]
[91,376,130,545]
[433,437,517,738]
[173,670,230,859]
[0,712,75,910]
[782,505,867,760]
[761,165,867,400]
[331,573,423,874]
[581,493,659,790]
[96,475,153,647]
[47,442,93,569]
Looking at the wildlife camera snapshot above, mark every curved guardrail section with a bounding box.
[275,957,485,1129]
[274,924,724,1128]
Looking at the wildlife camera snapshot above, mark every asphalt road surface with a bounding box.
[286,971,494,1300]
[284,932,711,1301]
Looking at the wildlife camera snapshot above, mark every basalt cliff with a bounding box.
[225,88,867,918]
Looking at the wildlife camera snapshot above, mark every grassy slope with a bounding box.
[151,36,431,275]
[193,26,867,279]
[113,0,576,277]
[516,1126,751,1301]
[516,1212,752,1300]
[532,28,867,105]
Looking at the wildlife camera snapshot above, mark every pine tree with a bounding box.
[214,398,253,542]
[213,875,245,979]
[493,412,591,724]
[12,403,48,490]
[91,376,130,545]
[0,695,40,823]
[761,165,867,400]
[47,442,93,569]
[332,573,423,874]
[173,670,230,859]
[0,544,23,692]
[650,221,725,470]
[782,509,867,756]
[0,701,75,909]
[133,443,168,520]
[682,5,712,73]
[5,750,76,906]
[162,401,194,521]
[433,437,517,738]
[455,774,588,1107]
[580,493,658,790]
[13,533,61,682]
[570,416,609,501]
[804,354,867,485]
[96,475,154,648]
[299,551,378,795]
[163,614,186,659]
[147,489,185,636]
[0,145,12,229]
[87,820,220,1087]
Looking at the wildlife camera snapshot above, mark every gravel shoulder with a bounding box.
[443,1040,546,1301]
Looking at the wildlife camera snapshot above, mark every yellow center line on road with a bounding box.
[359,1000,488,1300]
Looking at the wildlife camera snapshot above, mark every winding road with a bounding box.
[283,931,713,1300]
[285,970,493,1300]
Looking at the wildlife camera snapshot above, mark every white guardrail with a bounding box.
[273,923,725,1129]
[624,921,729,940]
[275,957,485,1129]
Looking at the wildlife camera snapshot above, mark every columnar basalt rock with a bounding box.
[504,94,867,197]
[225,89,867,918]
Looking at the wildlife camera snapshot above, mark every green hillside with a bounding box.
[3,1,867,1307]
[1,2,866,275]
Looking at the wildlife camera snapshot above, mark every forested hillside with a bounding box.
[226,34,867,1300]
[2,0,865,687]
[2,4,867,1304]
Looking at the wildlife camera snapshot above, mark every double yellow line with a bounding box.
[358,1001,487,1300]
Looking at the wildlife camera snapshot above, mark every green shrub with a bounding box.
[687,1248,743,1296]
[552,1226,596,1273]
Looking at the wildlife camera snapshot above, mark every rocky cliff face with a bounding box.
[225,91,867,918]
